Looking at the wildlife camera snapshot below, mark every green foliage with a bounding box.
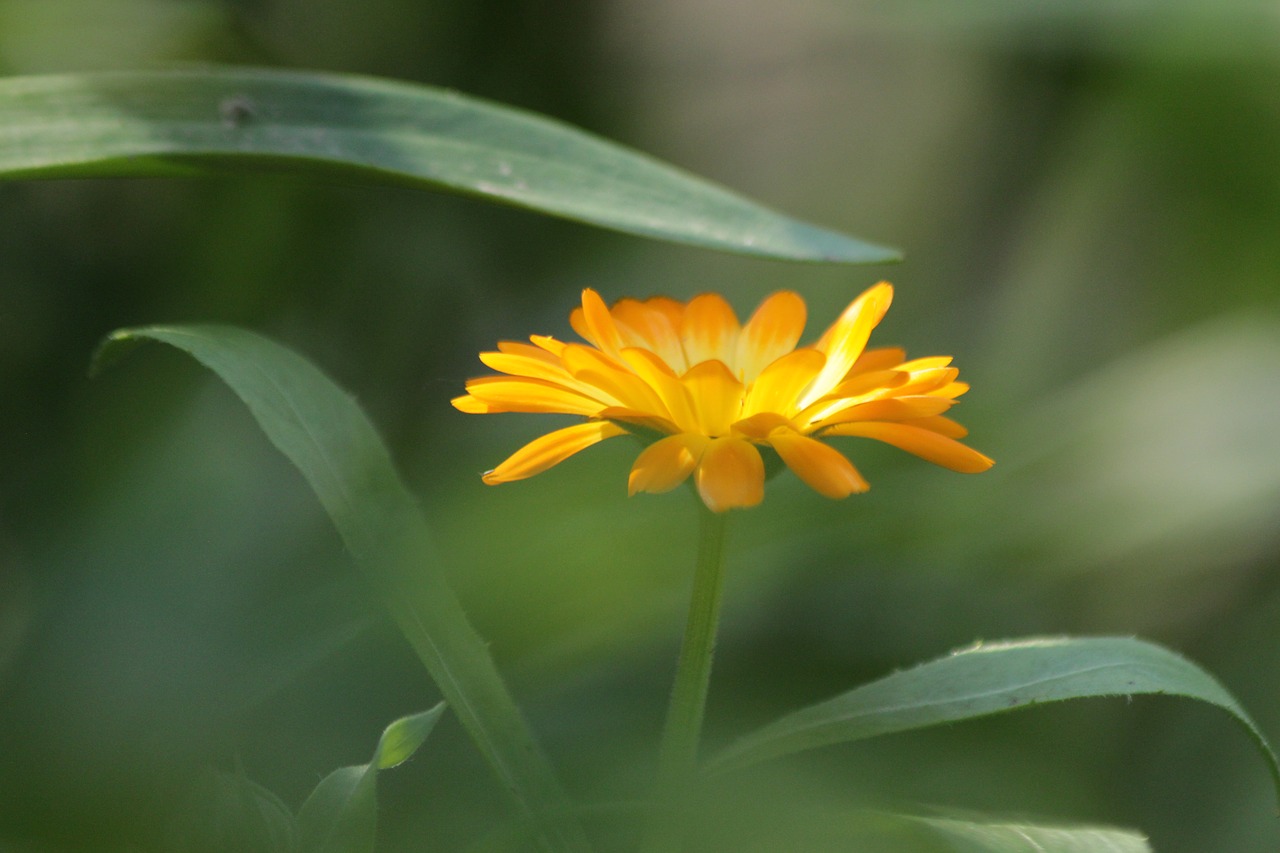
[0,68,899,264]
[710,636,1280,797]
[904,813,1152,853]
[297,705,445,853]
[92,325,588,853]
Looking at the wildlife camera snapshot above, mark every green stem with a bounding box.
[640,503,731,853]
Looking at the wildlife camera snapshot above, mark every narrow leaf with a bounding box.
[906,813,1151,853]
[92,326,588,853]
[297,706,444,853]
[0,68,899,264]
[708,636,1280,807]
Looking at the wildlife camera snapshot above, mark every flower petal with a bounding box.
[736,291,806,383]
[574,288,629,359]
[823,421,994,473]
[801,282,894,408]
[695,437,764,511]
[464,376,607,415]
[628,433,708,495]
[482,421,628,484]
[768,427,869,498]
[810,395,955,430]
[681,293,740,368]
[561,344,671,417]
[620,347,699,433]
[612,297,686,371]
[741,348,826,420]
[681,359,744,437]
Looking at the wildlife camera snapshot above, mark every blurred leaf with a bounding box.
[297,705,445,853]
[905,813,1150,853]
[0,67,899,264]
[708,636,1280,804]
[165,769,298,853]
[91,325,589,853]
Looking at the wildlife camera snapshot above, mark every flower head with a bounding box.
[453,283,992,512]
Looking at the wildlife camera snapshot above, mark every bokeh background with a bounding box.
[3,0,1279,850]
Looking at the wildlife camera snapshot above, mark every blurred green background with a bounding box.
[3,0,1279,850]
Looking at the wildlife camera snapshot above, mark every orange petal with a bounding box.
[801,282,894,408]
[823,422,993,473]
[695,437,764,512]
[681,293,740,368]
[482,421,628,484]
[768,428,869,498]
[612,298,686,371]
[465,376,606,415]
[846,346,907,375]
[628,433,708,495]
[736,291,807,383]
[741,348,826,420]
[681,359,744,437]
[895,366,960,396]
[907,415,969,438]
[451,394,489,413]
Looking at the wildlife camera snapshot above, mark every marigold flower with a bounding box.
[453,283,992,512]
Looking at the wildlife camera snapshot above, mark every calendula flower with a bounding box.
[453,283,992,512]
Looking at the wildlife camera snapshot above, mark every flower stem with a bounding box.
[640,503,731,852]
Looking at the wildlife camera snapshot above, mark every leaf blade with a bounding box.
[707,636,1280,807]
[92,325,588,853]
[0,67,899,264]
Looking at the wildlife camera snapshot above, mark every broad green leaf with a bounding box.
[707,636,1280,805]
[0,67,899,264]
[92,325,588,853]
[903,813,1151,853]
[297,705,445,853]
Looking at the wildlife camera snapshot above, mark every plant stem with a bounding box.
[640,503,731,852]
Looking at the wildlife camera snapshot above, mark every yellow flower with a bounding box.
[453,283,992,512]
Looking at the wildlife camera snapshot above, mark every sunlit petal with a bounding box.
[801,282,894,407]
[465,376,608,414]
[629,433,708,494]
[681,293,740,368]
[768,427,869,498]
[811,396,955,430]
[561,344,672,417]
[482,421,628,484]
[741,348,826,419]
[695,437,764,512]
[576,288,629,358]
[823,422,994,473]
[612,298,686,370]
[682,359,744,437]
[736,291,807,382]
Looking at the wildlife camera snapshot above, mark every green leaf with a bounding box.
[0,67,899,264]
[92,325,588,853]
[707,636,1280,805]
[903,813,1151,853]
[297,706,445,853]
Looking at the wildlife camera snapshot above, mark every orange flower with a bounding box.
[453,283,992,512]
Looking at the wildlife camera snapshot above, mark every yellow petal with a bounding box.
[768,428,869,498]
[810,396,955,430]
[451,393,489,413]
[847,346,907,375]
[561,343,670,416]
[620,347,699,433]
[740,348,826,420]
[681,359,744,437]
[823,422,994,473]
[907,415,969,438]
[482,421,628,484]
[628,433,708,495]
[736,291,807,383]
[801,282,894,408]
[731,411,793,441]
[695,437,764,511]
[681,293,740,368]
[575,288,629,358]
[895,366,960,396]
[479,351,575,384]
[465,376,606,415]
